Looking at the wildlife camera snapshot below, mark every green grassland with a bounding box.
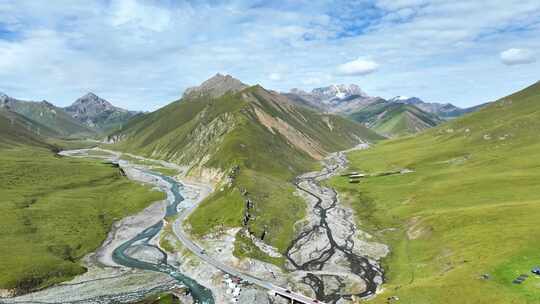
[328,82,540,303]
[0,144,164,293]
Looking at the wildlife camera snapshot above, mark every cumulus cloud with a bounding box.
[336,58,379,76]
[500,48,536,65]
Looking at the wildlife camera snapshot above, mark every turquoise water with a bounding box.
[112,172,215,304]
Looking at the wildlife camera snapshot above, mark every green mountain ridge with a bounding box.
[348,100,443,137]
[110,84,383,177]
[0,94,95,137]
[0,109,55,149]
[108,81,383,261]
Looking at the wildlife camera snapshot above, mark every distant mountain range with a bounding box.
[387,96,485,119]
[0,93,95,137]
[284,84,383,113]
[349,100,443,137]
[0,92,138,137]
[284,85,487,136]
[0,78,487,141]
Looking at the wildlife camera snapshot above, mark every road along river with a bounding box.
[1,145,387,304]
[0,148,215,304]
[68,149,215,304]
[109,172,215,304]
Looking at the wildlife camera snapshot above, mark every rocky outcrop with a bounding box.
[183,73,248,98]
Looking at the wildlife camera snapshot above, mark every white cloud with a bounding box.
[0,1,539,109]
[109,0,171,32]
[336,58,379,76]
[500,48,536,65]
[269,73,282,81]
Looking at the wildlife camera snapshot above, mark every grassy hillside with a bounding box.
[109,85,382,262]
[0,109,59,148]
[0,120,164,294]
[349,101,443,137]
[78,109,137,134]
[3,99,95,137]
[329,81,540,303]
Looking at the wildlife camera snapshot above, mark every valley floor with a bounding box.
[0,146,164,296]
[2,146,388,304]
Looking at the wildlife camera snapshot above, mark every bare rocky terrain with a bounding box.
[284,145,389,303]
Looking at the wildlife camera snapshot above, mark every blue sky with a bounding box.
[0,0,539,111]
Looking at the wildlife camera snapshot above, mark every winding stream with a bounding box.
[54,151,216,304]
[110,171,214,304]
[285,150,386,304]
[2,147,386,304]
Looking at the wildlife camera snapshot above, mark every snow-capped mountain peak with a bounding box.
[311,84,367,103]
[285,84,380,113]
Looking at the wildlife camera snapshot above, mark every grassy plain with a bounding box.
[0,146,164,292]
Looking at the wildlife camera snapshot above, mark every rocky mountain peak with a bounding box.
[70,92,114,109]
[285,83,377,113]
[63,93,135,131]
[183,73,249,98]
[65,92,129,118]
[311,84,367,102]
